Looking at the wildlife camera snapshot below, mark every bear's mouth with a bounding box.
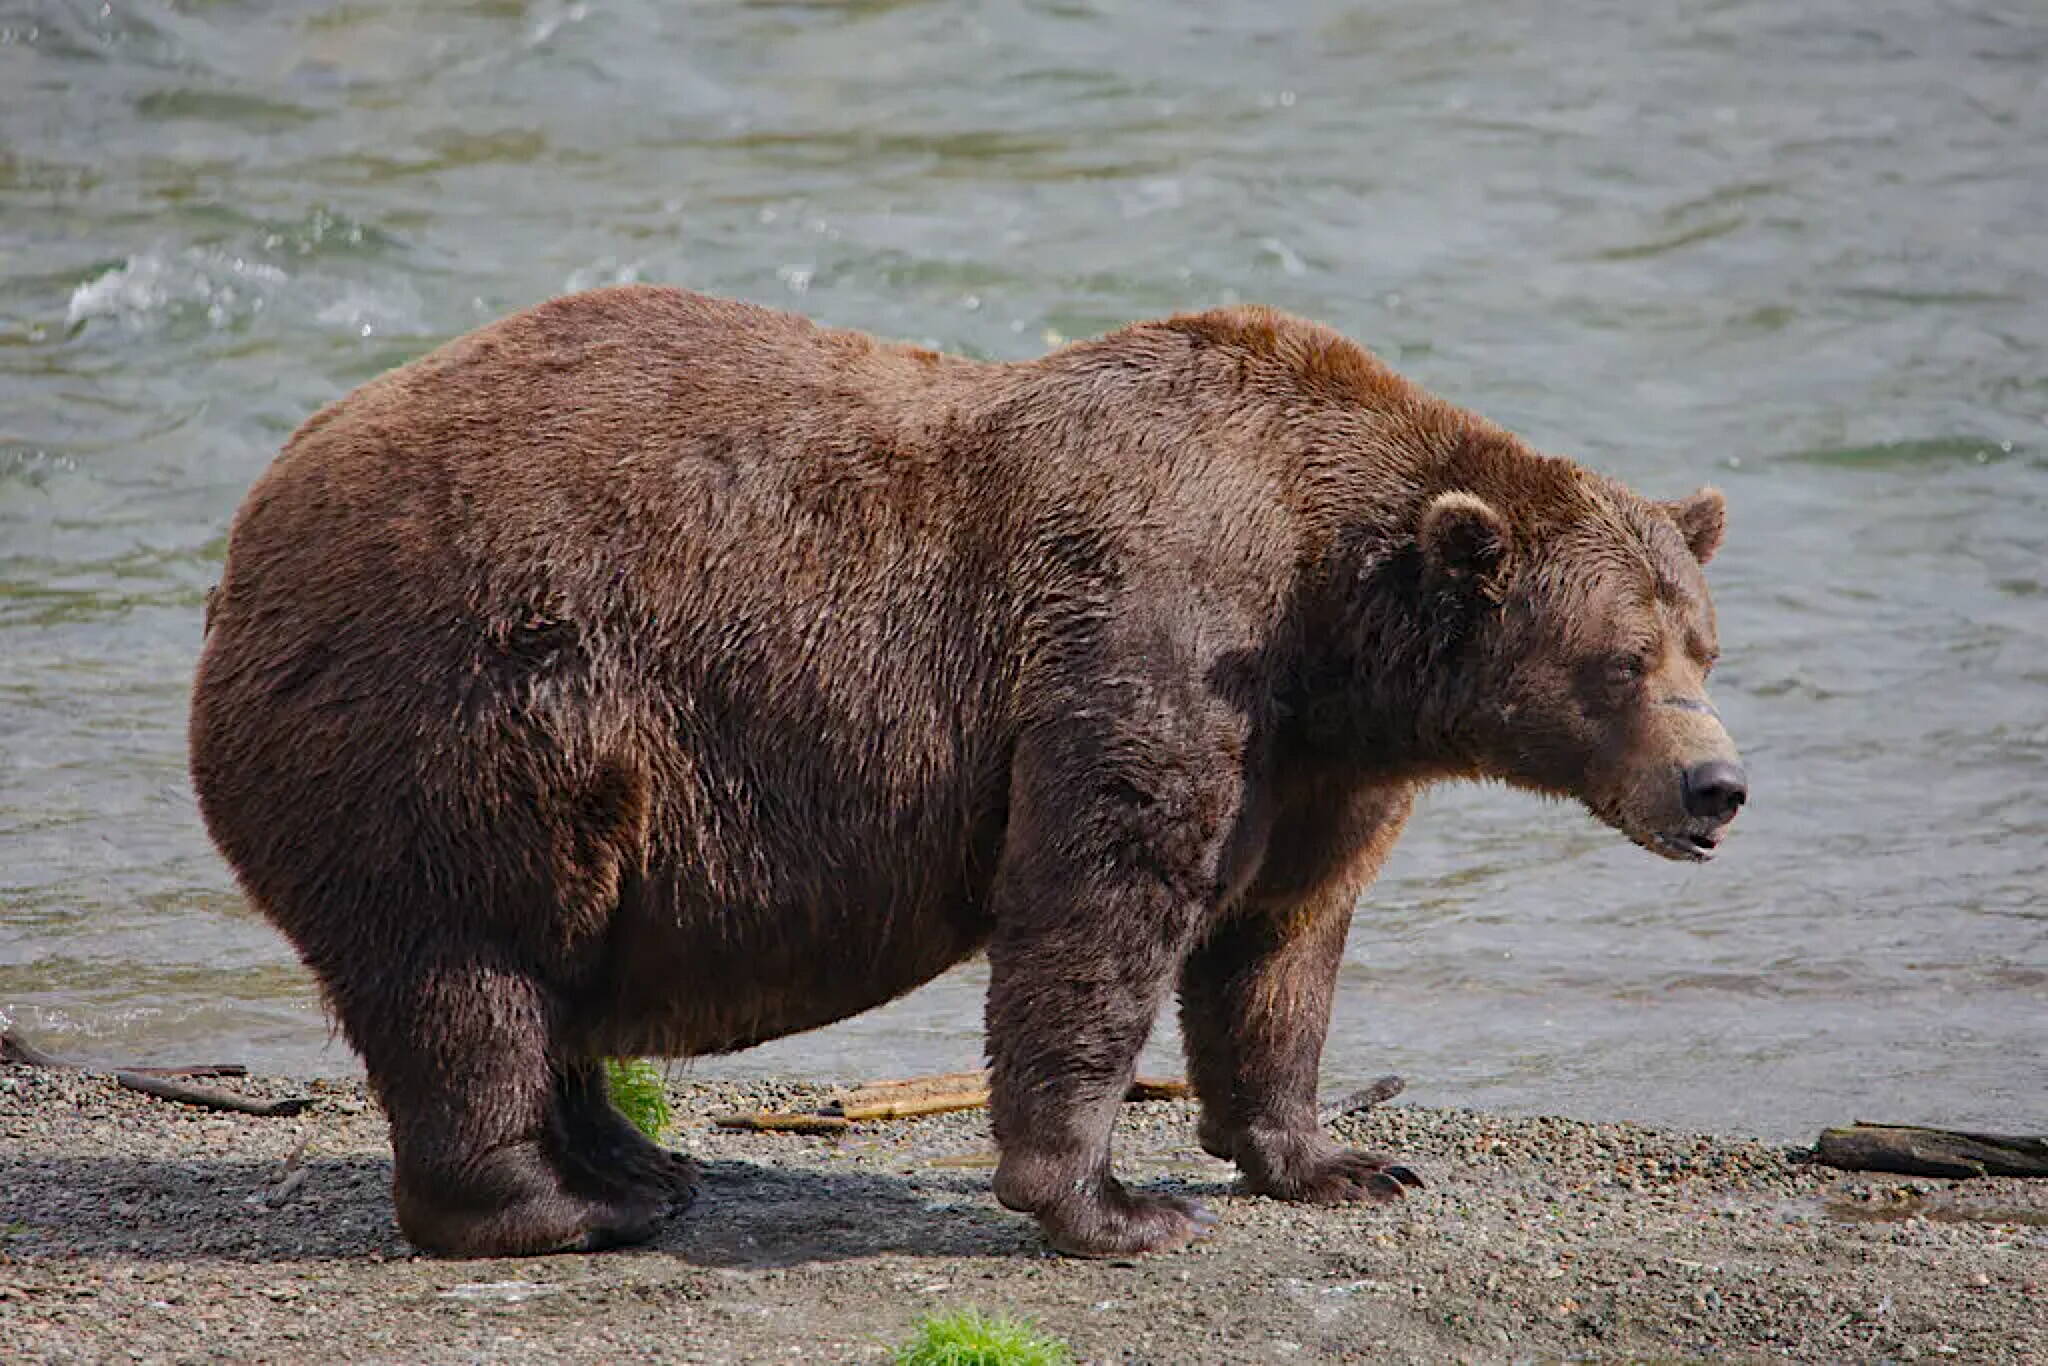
[1585,796,1730,864]
[1643,828,1721,863]
[1595,803,1725,862]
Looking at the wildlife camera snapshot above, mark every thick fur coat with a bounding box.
[191,287,1744,1257]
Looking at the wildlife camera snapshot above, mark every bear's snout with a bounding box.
[1681,758,1748,824]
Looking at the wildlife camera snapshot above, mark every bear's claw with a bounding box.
[1241,1144,1423,1205]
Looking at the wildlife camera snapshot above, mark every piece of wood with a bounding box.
[829,1070,1188,1114]
[112,1063,250,1080]
[712,1111,852,1134]
[718,1071,1195,1133]
[833,1071,990,1107]
[831,1090,990,1122]
[4,1027,297,1114]
[1320,1075,1406,1124]
[111,1072,314,1117]
[826,1073,1190,1121]
[1815,1123,2048,1180]
[259,1167,310,1209]
[1,1030,74,1070]
[829,1074,987,1115]
[2,1027,247,1077]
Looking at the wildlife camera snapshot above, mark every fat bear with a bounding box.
[189,286,1746,1259]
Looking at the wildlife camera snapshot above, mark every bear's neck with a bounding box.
[1282,536,1491,783]
[1282,422,1572,782]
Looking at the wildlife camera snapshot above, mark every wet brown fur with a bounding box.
[189,286,1741,1258]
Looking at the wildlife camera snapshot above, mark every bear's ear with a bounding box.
[1419,490,1514,602]
[1660,486,1726,565]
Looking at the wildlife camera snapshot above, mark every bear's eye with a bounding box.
[1608,655,1649,686]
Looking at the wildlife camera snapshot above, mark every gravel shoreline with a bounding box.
[2,1066,2041,1363]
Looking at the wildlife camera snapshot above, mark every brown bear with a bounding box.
[189,286,1746,1259]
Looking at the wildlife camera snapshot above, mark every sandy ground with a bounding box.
[1,1066,2042,1364]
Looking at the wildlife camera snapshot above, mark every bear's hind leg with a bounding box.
[357,962,668,1257]
[553,1061,701,1212]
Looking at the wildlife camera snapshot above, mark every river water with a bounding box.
[2,1,2043,1142]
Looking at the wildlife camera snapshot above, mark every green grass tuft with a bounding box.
[893,1310,1073,1366]
[603,1057,671,1141]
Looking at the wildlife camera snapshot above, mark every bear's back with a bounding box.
[191,290,1041,952]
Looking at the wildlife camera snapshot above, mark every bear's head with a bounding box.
[1416,477,1745,861]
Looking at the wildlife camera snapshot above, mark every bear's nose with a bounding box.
[1682,759,1748,822]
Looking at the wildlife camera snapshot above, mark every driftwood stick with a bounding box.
[277,1128,316,1177]
[111,1071,314,1117]
[1815,1123,2048,1180]
[713,1111,853,1134]
[1320,1075,1407,1125]
[110,1063,250,1079]
[830,1090,989,1122]
[261,1167,311,1208]
[716,1072,1192,1132]
[2,1027,247,1077]
[249,1132,318,1209]
[1,1029,71,1069]
[825,1073,1189,1120]
[835,1071,1186,1109]
[5,1027,303,1116]
[833,1071,990,1106]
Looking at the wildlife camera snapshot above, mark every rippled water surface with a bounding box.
[3,0,2044,1141]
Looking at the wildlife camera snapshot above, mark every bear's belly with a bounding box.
[584,795,1006,1058]
[591,888,994,1058]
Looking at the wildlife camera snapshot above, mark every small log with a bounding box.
[712,1111,852,1135]
[826,1073,1189,1121]
[112,1072,313,1117]
[1815,1123,2048,1180]
[2,1027,247,1077]
[716,1072,1193,1132]
[833,1071,990,1107]
[1124,1076,1193,1103]
[262,1167,310,1208]
[830,1090,989,1122]
[112,1063,250,1080]
[1,1030,76,1070]
[4,1027,303,1115]
[1320,1075,1406,1125]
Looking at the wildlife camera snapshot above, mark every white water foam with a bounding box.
[313,281,427,339]
[67,249,429,338]
[66,249,289,331]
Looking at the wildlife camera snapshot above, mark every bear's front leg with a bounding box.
[1178,783,1424,1204]
[983,729,1237,1257]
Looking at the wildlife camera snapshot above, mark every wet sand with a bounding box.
[1,1067,2041,1363]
